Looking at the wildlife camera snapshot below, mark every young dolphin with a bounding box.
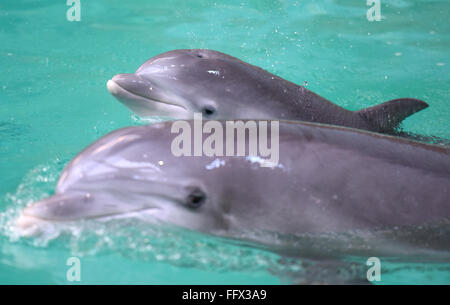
[16,120,450,243]
[107,49,428,134]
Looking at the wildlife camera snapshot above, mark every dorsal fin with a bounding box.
[356,98,429,133]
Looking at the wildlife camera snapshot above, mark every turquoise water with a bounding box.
[0,0,449,284]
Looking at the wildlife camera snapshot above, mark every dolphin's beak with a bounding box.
[107,73,151,99]
[17,193,95,223]
[15,193,90,235]
[16,192,160,227]
[107,73,187,117]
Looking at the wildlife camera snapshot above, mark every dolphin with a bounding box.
[107,49,428,134]
[16,120,450,244]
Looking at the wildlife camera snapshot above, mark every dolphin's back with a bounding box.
[283,121,450,175]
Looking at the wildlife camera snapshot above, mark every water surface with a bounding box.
[0,0,449,284]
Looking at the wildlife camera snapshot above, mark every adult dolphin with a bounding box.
[107,49,428,134]
[16,120,450,247]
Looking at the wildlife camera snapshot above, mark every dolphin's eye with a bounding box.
[202,106,216,116]
[196,53,204,58]
[186,188,206,209]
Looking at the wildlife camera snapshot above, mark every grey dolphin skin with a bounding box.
[107,49,428,134]
[17,120,450,241]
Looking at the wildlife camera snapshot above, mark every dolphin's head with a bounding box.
[16,123,238,235]
[107,49,282,119]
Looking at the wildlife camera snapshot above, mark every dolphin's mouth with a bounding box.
[107,79,185,110]
[15,206,162,237]
[20,204,161,222]
[16,192,164,225]
[15,195,164,236]
[107,74,188,118]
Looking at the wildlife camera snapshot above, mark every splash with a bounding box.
[0,158,64,245]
